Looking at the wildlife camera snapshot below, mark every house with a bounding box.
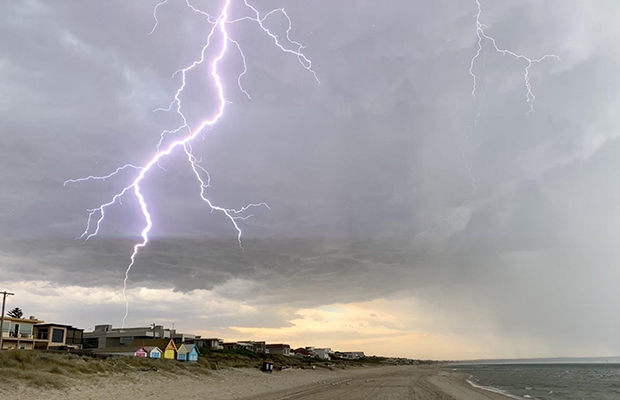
[221,342,238,350]
[194,338,223,350]
[292,348,313,358]
[334,351,365,360]
[34,323,84,350]
[237,341,266,353]
[311,348,331,360]
[265,343,290,356]
[171,332,201,345]
[0,316,45,350]
[146,346,162,359]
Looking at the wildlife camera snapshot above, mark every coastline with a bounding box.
[429,369,518,400]
[2,364,517,399]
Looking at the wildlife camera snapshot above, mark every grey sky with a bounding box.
[2,0,619,359]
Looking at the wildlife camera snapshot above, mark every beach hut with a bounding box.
[163,339,177,359]
[146,346,162,359]
[135,346,148,358]
[186,343,199,362]
[177,343,188,361]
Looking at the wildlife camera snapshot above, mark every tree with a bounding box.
[7,307,23,319]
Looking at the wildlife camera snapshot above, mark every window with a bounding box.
[83,338,99,349]
[20,324,33,334]
[37,328,49,340]
[51,328,64,343]
[12,323,20,338]
[119,337,133,346]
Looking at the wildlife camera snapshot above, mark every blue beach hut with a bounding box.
[186,343,199,362]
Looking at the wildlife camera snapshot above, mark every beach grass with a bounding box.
[0,349,394,389]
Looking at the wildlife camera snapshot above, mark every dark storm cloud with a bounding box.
[3,0,620,354]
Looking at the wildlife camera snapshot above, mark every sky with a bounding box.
[2,0,620,360]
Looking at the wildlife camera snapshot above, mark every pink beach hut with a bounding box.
[135,346,149,358]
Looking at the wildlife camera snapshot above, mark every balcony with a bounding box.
[2,332,35,340]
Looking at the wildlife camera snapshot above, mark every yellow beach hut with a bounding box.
[163,339,177,360]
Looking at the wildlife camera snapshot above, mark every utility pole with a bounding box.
[0,291,15,351]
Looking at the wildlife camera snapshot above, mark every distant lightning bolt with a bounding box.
[65,0,317,327]
[470,0,560,114]
[416,1,559,238]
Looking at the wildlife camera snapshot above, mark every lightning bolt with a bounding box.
[65,0,317,327]
[470,0,560,114]
[416,1,559,238]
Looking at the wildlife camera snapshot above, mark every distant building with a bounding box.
[334,351,365,360]
[84,324,170,349]
[1,316,44,350]
[221,342,239,350]
[194,338,223,350]
[266,343,290,356]
[35,323,84,350]
[171,332,201,345]
[83,324,197,349]
[237,340,266,353]
[1,316,83,350]
[292,348,313,358]
[311,348,332,360]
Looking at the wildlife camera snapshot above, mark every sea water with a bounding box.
[451,363,620,400]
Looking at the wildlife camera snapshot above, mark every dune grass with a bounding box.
[0,350,213,389]
[0,349,391,390]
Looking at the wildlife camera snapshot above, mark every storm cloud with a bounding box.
[2,0,620,358]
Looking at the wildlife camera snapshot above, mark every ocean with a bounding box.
[451,363,620,400]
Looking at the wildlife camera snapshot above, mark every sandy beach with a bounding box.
[6,366,512,400]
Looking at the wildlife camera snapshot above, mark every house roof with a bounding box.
[93,346,143,354]
[129,338,175,350]
[266,343,290,348]
[36,323,83,330]
[3,316,44,324]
